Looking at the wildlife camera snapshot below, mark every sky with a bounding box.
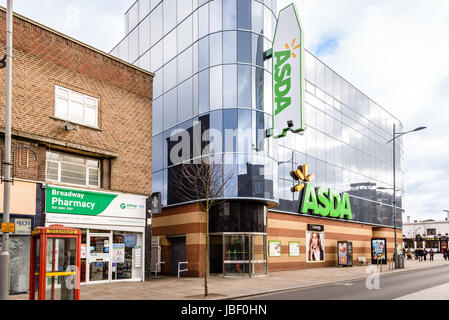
[1,0,448,222]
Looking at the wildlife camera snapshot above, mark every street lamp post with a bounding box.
[388,125,426,269]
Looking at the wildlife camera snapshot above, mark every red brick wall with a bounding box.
[0,11,153,196]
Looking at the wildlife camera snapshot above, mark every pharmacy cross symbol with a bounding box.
[291,164,315,193]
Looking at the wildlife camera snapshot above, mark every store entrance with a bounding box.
[88,233,112,282]
[210,233,267,277]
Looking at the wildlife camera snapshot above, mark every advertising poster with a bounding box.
[306,231,325,262]
[289,242,300,257]
[338,242,348,265]
[371,238,387,264]
[269,241,281,257]
[113,243,125,263]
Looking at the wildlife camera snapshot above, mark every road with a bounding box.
[243,264,449,300]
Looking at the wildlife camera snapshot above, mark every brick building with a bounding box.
[0,8,153,294]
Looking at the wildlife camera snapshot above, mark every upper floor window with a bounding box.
[54,85,98,128]
[46,151,100,188]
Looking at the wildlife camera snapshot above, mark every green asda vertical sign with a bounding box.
[272,3,305,137]
[46,186,118,216]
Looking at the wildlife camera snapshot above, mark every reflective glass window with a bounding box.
[153,134,164,172]
[177,0,192,23]
[153,96,163,135]
[210,66,223,110]
[178,46,193,82]
[223,109,238,153]
[254,67,264,110]
[198,2,209,38]
[210,32,223,66]
[210,0,223,33]
[263,71,272,115]
[178,16,193,53]
[223,31,237,63]
[118,38,129,62]
[238,65,252,108]
[128,2,139,31]
[252,0,263,34]
[199,69,210,114]
[237,0,251,30]
[151,40,163,72]
[139,15,151,57]
[150,4,163,47]
[252,33,264,67]
[263,6,273,40]
[164,87,178,129]
[223,64,237,108]
[238,109,252,153]
[199,36,210,70]
[237,31,251,63]
[324,66,333,96]
[315,60,325,91]
[178,78,193,120]
[163,0,177,34]
[163,58,177,92]
[163,29,177,64]
[223,0,237,29]
[210,110,223,154]
[139,0,151,21]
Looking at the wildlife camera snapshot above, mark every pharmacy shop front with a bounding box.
[44,185,147,284]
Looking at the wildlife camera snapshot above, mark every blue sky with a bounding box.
[2,0,449,222]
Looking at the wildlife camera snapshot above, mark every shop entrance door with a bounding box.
[87,233,112,283]
[169,236,186,276]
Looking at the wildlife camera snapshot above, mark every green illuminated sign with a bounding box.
[301,183,353,220]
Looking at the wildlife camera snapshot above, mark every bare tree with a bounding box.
[173,154,235,297]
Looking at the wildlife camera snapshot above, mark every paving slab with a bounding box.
[9,254,449,300]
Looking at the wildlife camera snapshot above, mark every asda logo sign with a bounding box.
[292,165,353,220]
[274,41,299,116]
[271,3,305,136]
[301,184,353,220]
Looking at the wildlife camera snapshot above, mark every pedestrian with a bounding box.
[417,248,423,262]
[422,249,427,261]
[444,249,448,261]
[429,248,434,261]
[407,248,412,260]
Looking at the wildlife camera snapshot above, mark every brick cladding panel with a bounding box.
[0,11,153,195]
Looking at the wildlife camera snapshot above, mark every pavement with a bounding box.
[9,254,449,300]
[395,282,449,300]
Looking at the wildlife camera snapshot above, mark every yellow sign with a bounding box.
[1,223,15,233]
[46,229,78,235]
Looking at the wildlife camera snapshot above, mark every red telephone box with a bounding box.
[29,225,81,300]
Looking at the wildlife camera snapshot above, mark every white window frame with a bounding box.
[46,151,101,188]
[54,85,99,128]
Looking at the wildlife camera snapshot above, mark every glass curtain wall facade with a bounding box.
[111,0,404,229]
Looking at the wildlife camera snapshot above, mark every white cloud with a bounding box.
[279,0,449,221]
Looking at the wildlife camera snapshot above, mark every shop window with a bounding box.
[46,151,100,188]
[427,229,436,236]
[54,85,99,128]
[112,232,143,280]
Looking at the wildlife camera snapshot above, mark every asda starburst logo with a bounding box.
[274,38,301,116]
[291,164,315,193]
[285,38,301,58]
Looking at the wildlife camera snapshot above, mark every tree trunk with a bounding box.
[204,207,209,297]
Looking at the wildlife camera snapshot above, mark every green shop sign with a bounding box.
[46,186,118,216]
[300,183,353,220]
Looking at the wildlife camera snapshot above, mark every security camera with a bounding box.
[287,120,294,128]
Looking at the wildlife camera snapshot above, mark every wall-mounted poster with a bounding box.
[306,231,325,262]
[338,242,348,265]
[289,242,300,257]
[371,238,387,265]
[269,241,281,257]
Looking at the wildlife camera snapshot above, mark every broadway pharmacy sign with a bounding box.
[45,186,146,227]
